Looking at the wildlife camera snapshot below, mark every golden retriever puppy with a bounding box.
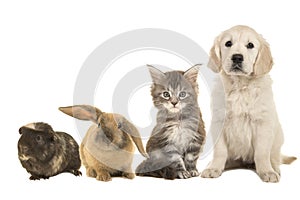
[201,25,296,182]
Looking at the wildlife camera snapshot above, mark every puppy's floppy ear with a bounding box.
[208,36,222,73]
[253,38,273,76]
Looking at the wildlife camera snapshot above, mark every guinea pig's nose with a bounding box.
[21,146,29,153]
[231,54,244,63]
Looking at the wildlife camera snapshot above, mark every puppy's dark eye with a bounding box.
[225,41,232,47]
[162,91,170,99]
[247,42,254,49]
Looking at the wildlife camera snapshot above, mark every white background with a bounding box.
[1,0,299,199]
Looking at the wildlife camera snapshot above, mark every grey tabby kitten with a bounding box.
[135,65,206,179]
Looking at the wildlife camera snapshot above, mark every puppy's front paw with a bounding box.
[201,168,222,178]
[177,171,191,179]
[258,171,280,183]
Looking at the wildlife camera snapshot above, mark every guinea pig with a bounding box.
[59,105,148,181]
[18,122,82,180]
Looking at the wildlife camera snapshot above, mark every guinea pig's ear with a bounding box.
[208,35,222,73]
[19,127,24,134]
[47,131,56,142]
[118,116,149,158]
[19,126,33,135]
[253,37,273,76]
[59,105,103,124]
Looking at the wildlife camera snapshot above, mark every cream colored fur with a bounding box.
[201,25,296,182]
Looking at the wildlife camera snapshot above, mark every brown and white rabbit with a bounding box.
[18,122,82,180]
[59,105,148,181]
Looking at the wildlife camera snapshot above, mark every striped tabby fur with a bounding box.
[136,65,206,179]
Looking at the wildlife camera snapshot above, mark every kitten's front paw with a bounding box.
[258,171,280,183]
[177,171,191,179]
[189,169,200,177]
[201,168,222,178]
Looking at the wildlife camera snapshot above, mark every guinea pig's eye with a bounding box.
[246,42,254,49]
[179,91,187,99]
[162,91,170,99]
[225,41,232,47]
[36,135,42,142]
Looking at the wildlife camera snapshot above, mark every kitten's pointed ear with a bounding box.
[184,64,201,83]
[147,65,166,85]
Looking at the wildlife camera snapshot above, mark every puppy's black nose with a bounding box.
[231,54,244,63]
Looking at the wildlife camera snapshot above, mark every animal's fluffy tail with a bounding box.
[281,155,297,164]
[135,159,177,180]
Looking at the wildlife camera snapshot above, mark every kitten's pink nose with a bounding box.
[171,99,178,106]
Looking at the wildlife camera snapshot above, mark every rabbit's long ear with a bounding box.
[119,116,148,158]
[59,105,102,124]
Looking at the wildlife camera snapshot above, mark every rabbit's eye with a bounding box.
[117,122,122,129]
